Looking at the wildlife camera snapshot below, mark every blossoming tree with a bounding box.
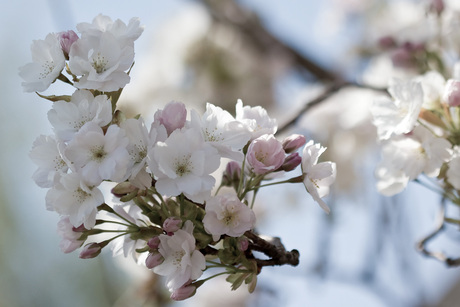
[23,14,336,301]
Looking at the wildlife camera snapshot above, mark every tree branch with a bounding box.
[245,231,299,268]
[197,0,338,82]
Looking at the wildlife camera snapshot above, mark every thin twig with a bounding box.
[416,199,460,267]
[276,81,387,134]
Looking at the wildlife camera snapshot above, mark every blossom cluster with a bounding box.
[370,1,460,207]
[23,15,336,300]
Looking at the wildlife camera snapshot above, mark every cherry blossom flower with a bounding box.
[417,71,445,110]
[19,33,66,92]
[69,31,135,91]
[57,216,84,253]
[65,122,131,186]
[29,135,68,188]
[235,99,277,140]
[371,78,423,140]
[447,146,460,190]
[301,141,336,213]
[246,134,285,175]
[443,79,460,107]
[191,103,251,161]
[153,221,206,291]
[203,194,256,241]
[76,14,144,47]
[375,164,410,196]
[375,125,452,195]
[47,90,112,141]
[149,128,220,203]
[120,118,153,188]
[46,172,104,228]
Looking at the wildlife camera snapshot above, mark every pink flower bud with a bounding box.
[391,48,415,69]
[281,152,302,172]
[282,134,306,154]
[154,101,187,135]
[237,237,249,251]
[247,134,285,175]
[145,252,164,269]
[378,36,396,50]
[147,236,161,249]
[79,243,102,259]
[222,161,241,186]
[58,30,79,58]
[163,217,182,233]
[430,0,444,15]
[170,284,197,301]
[443,79,460,107]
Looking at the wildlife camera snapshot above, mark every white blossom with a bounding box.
[235,99,277,140]
[48,89,112,141]
[29,135,68,188]
[375,125,452,195]
[57,216,84,253]
[301,141,336,213]
[65,122,131,186]
[19,33,66,92]
[191,103,251,161]
[68,31,134,91]
[417,71,445,110]
[371,78,423,140]
[447,146,460,190]
[76,14,143,47]
[149,128,220,203]
[203,194,256,241]
[46,172,104,228]
[121,118,153,188]
[153,220,206,291]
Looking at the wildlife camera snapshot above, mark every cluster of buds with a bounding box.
[23,15,336,300]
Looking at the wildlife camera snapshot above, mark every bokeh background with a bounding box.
[2,0,460,306]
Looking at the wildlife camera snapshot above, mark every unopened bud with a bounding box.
[58,30,79,58]
[443,79,460,107]
[147,236,161,250]
[281,152,302,172]
[237,237,249,252]
[170,284,197,301]
[378,36,396,50]
[222,161,241,186]
[145,252,164,269]
[163,217,182,233]
[79,242,102,259]
[430,0,444,15]
[154,101,187,135]
[391,48,415,69]
[282,134,306,154]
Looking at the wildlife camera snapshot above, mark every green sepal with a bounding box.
[119,189,138,202]
[36,92,71,102]
[146,210,163,226]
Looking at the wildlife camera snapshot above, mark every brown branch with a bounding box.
[197,0,338,82]
[416,200,460,267]
[245,231,299,267]
[276,81,388,134]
